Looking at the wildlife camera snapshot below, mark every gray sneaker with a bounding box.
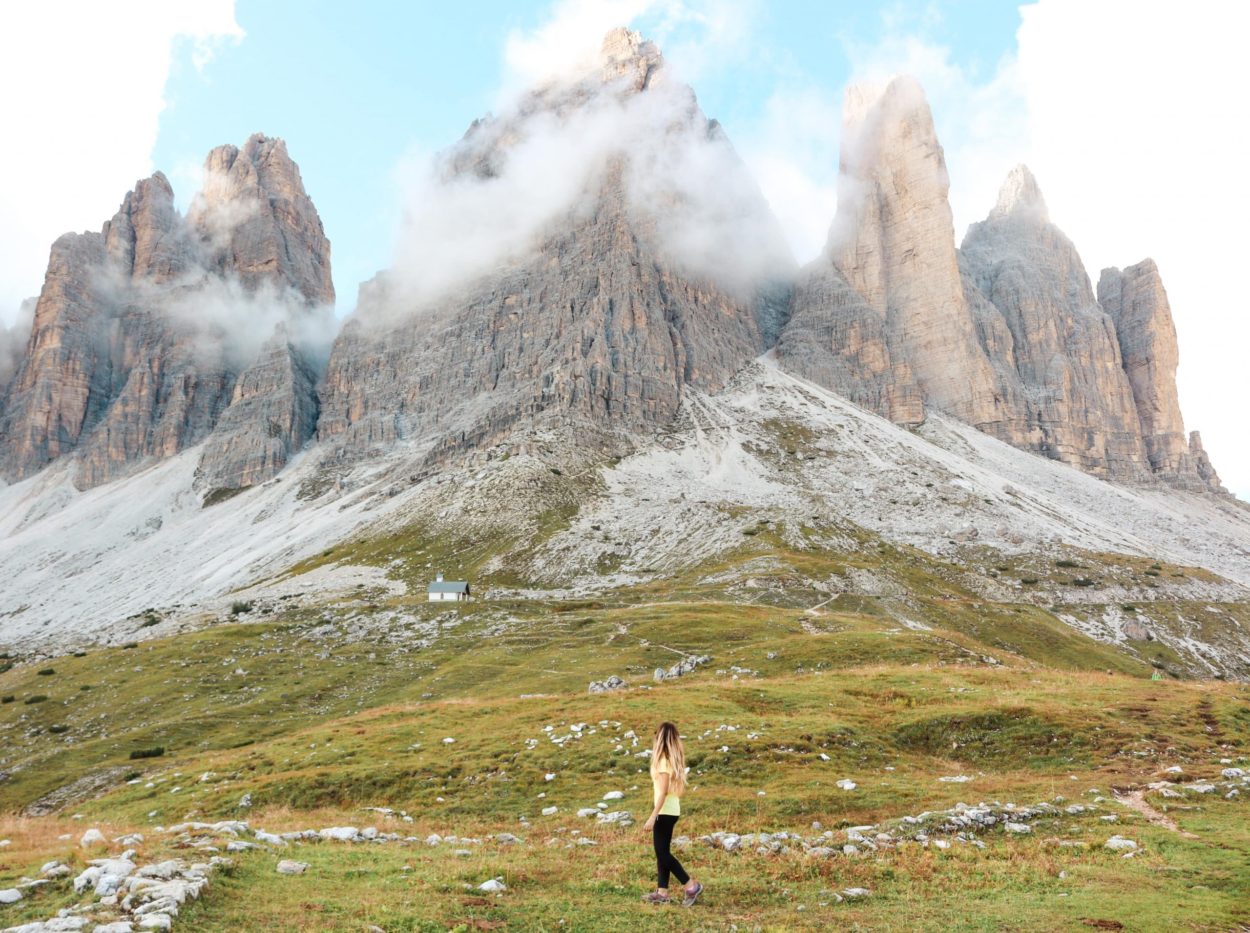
[641,890,671,905]
[682,881,704,906]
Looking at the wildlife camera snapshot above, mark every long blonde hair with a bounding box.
[651,721,687,796]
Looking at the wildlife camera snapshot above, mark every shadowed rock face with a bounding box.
[317,28,794,463]
[0,135,332,490]
[960,166,1148,480]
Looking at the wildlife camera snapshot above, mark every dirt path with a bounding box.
[1112,787,1199,839]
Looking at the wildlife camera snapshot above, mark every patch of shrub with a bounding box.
[231,601,254,616]
[1055,559,1081,569]
[129,747,165,760]
[0,662,12,674]
[121,642,139,649]
[1144,569,1161,577]
[1070,578,1098,587]
[1121,605,1138,612]
[24,694,48,704]
[1019,578,1039,585]
[72,651,88,658]
[1,695,14,704]
[48,724,69,734]
[37,668,55,676]
[123,771,143,782]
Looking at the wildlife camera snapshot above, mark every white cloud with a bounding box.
[0,0,243,325]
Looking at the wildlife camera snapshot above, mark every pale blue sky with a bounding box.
[151,1,1021,307]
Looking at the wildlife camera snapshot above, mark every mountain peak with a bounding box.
[598,27,663,90]
[991,164,1049,223]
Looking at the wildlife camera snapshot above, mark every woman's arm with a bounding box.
[643,771,670,831]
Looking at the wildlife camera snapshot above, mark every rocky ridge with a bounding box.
[0,135,332,493]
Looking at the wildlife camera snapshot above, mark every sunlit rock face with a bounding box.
[1099,259,1221,490]
[781,76,1223,491]
[781,77,1012,432]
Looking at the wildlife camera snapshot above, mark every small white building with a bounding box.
[427,572,471,602]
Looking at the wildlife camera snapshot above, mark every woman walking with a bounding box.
[641,721,703,906]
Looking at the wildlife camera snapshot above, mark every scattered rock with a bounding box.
[589,675,627,693]
[276,860,309,875]
[80,828,108,847]
[1104,836,1138,852]
[654,655,711,682]
[478,878,507,893]
[0,887,23,904]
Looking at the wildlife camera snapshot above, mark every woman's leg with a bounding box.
[655,815,689,887]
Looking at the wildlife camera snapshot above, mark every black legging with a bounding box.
[652,814,689,889]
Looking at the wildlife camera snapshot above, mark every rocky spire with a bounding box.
[1098,259,1217,488]
[989,164,1049,223]
[783,76,1010,430]
[190,133,334,306]
[0,136,333,490]
[960,166,1147,479]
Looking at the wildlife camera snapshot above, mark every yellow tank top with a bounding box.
[653,755,681,816]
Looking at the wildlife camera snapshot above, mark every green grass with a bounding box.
[2,531,1248,930]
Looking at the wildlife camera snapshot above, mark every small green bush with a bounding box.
[1,695,14,704]
[1055,559,1081,569]
[1070,578,1098,587]
[231,601,254,616]
[0,662,12,674]
[121,642,139,649]
[37,668,55,676]
[24,694,48,704]
[1144,569,1161,577]
[1019,578,1039,585]
[129,747,165,760]
[72,651,88,658]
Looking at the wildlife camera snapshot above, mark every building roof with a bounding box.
[428,580,470,594]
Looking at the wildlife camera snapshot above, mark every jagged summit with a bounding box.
[0,133,332,490]
[990,164,1049,223]
[598,26,663,90]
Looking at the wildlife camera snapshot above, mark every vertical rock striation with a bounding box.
[1098,260,1218,489]
[0,135,332,491]
[960,165,1146,479]
[779,78,1223,492]
[317,28,794,463]
[780,77,1011,431]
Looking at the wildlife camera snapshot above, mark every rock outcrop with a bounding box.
[779,78,1223,492]
[1098,260,1217,489]
[960,165,1147,479]
[780,77,1011,431]
[0,135,332,490]
[317,29,793,463]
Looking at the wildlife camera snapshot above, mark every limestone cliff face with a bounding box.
[1098,260,1218,489]
[960,166,1147,479]
[0,136,331,490]
[190,135,334,306]
[781,77,1010,431]
[318,29,793,462]
[195,329,320,492]
[780,78,1223,492]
